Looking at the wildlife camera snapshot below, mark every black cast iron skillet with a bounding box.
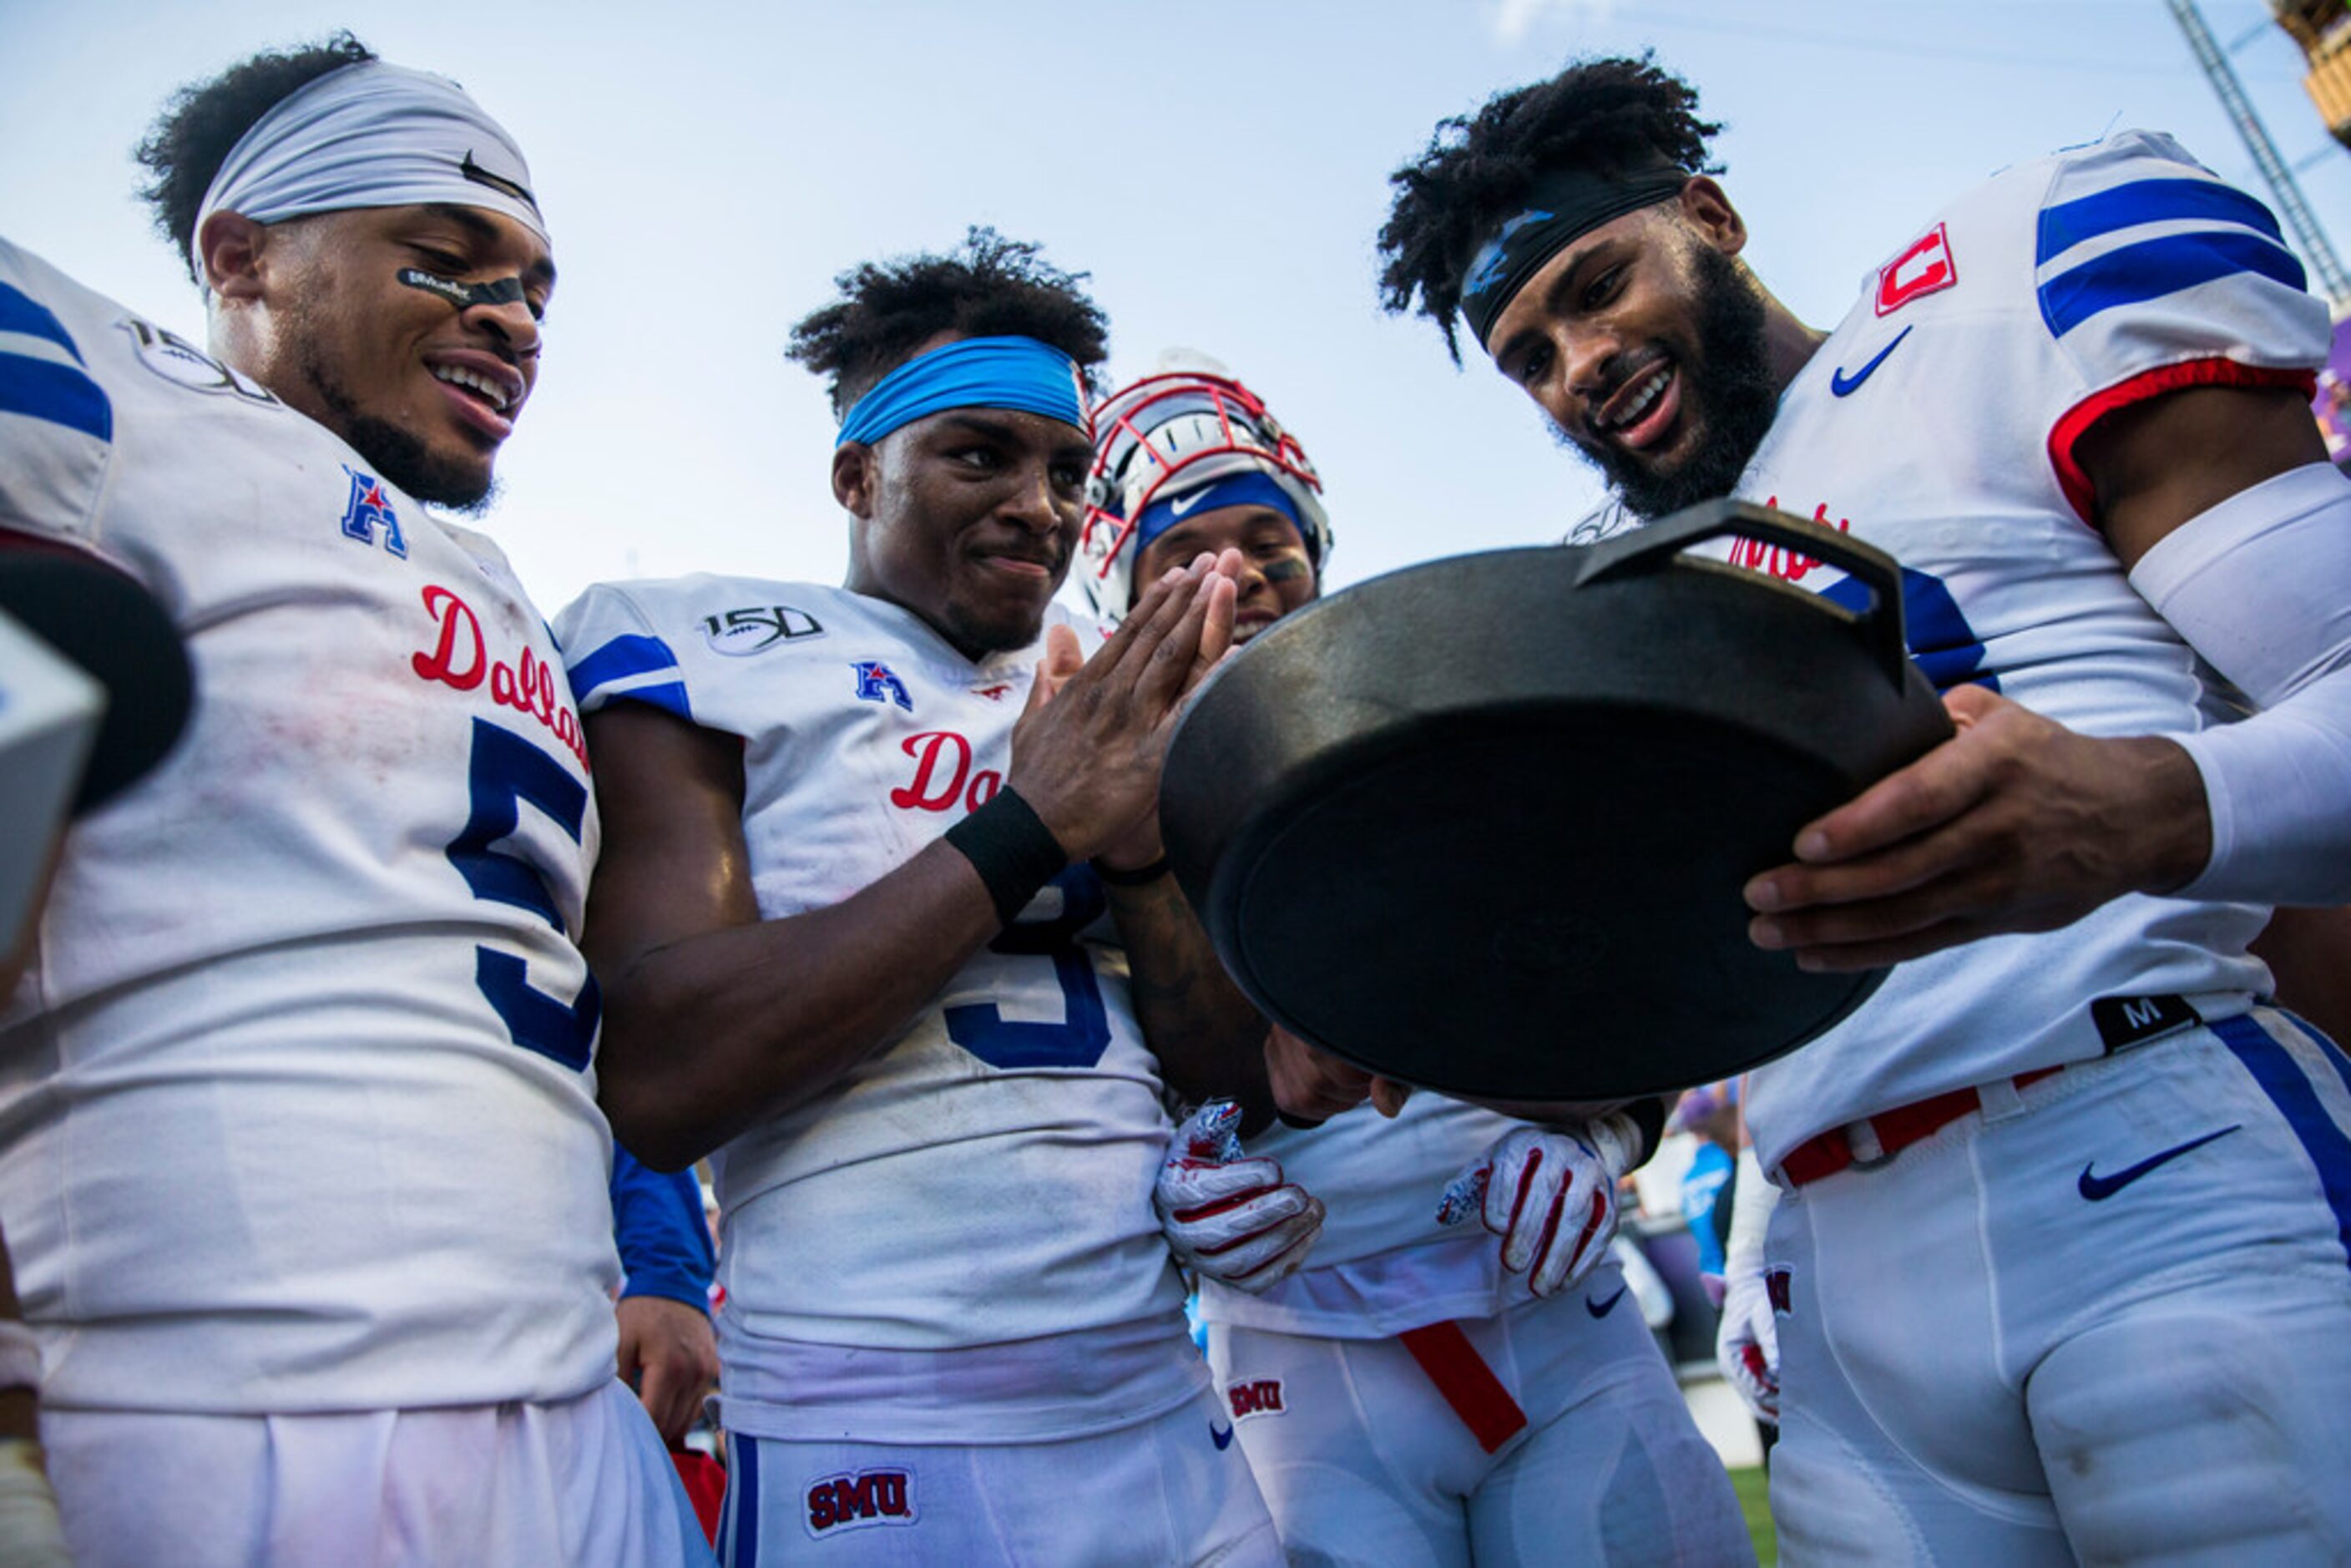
[1160,498,1955,1101]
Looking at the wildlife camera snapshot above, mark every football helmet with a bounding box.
[1080,352,1332,620]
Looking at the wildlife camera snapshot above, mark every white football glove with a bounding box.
[1715,1146,1782,1424]
[1155,1100,1324,1291]
[1436,1114,1640,1299]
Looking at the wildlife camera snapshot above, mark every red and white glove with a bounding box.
[1155,1100,1324,1291]
[1436,1114,1640,1298]
[1715,1146,1782,1423]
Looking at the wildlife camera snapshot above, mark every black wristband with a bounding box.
[944,786,1069,926]
[1091,853,1171,887]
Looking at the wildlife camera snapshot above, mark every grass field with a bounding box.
[1730,1467,1775,1564]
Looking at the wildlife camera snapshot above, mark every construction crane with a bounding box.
[2166,0,2351,305]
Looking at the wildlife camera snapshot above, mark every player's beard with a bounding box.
[1565,243,1780,523]
[288,333,500,514]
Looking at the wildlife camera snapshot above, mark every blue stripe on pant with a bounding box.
[724,1433,760,1568]
[2214,1011,2351,1266]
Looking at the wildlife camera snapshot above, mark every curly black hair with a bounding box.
[788,227,1110,417]
[1377,55,1722,363]
[136,33,377,283]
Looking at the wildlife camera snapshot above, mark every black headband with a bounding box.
[1458,166,1690,349]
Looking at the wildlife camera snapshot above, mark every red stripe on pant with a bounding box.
[1397,1321,1529,1454]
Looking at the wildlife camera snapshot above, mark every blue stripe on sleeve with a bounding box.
[0,352,111,441]
[0,282,85,363]
[2214,1012,2351,1267]
[2036,177,2285,265]
[568,632,682,700]
[609,680,692,721]
[2038,229,2307,339]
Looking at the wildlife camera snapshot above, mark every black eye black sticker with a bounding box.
[397,268,533,316]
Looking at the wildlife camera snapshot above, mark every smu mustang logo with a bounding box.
[804,1469,915,1537]
[340,466,407,558]
[853,660,913,712]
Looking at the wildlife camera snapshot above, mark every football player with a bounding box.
[557,233,1282,1565]
[1373,55,2351,1563]
[1091,357,1754,1565]
[0,36,712,1566]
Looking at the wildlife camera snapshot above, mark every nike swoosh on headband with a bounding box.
[1829,325,1912,397]
[460,150,538,213]
[1169,490,1211,518]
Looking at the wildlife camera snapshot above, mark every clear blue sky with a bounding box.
[5,0,2343,611]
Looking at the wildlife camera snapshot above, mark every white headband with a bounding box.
[191,60,549,286]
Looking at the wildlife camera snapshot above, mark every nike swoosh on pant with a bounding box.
[1585,1286,1626,1318]
[2077,1124,2242,1201]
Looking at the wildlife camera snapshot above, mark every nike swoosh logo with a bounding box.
[1169,490,1210,517]
[1828,325,1912,397]
[460,151,541,214]
[2078,1124,2241,1201]
[1585,1286,1626,1319]
[1210,1421,1235,1449]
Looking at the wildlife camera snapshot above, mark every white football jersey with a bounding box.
[556,578,1201,1439]
[1706,134,2326,1166]
[0,239,618,1413]
[1196,1094,1542,1338]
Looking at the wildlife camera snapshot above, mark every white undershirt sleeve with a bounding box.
[2127,460,2351,906]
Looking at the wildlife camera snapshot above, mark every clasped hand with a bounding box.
[1006,552,1239,863]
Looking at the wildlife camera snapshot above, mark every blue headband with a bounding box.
[1133,471,1305,555]
[836,336,1089,448]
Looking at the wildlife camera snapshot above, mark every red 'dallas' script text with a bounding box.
[889,731,1004,815]
[411,584,589,770]
[1726,499,1853,583]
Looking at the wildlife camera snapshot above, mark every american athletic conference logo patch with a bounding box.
[339,466,406,558]
[853,660,913,712]
[804,1468,916,1538]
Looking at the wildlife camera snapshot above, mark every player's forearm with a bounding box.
[596,842,1004,1169]
[1105,873,1273,1115]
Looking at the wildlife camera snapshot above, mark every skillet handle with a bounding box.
[1574,497,1912,691]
